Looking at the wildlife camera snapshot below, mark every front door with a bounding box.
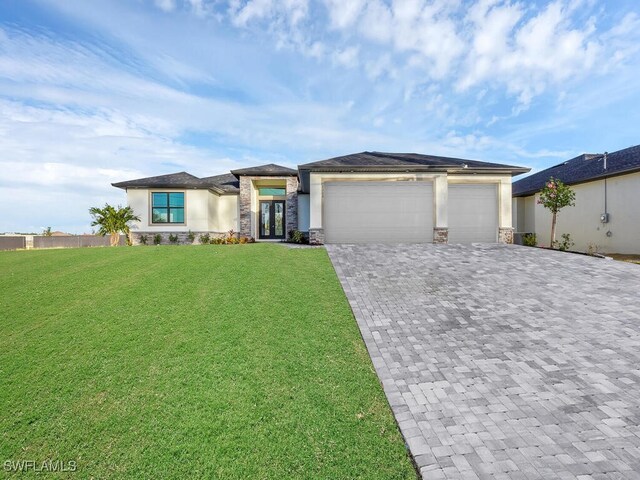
[259,201,286,240]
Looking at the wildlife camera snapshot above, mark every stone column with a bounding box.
[433,227,448,244]
[286,177,299,237]
[309,228,324,245]
[498,227,514,244]
[239,176,252,237]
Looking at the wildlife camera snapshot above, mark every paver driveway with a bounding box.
[327,244,640,480]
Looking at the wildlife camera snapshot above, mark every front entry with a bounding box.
[259,200,286,240]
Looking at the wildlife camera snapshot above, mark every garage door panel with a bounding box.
[448,184,498,243]
[324,182,433,243]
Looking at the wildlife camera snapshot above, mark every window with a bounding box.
[258,187,286,196]
[152,192,184,223]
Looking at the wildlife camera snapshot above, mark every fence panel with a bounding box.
[0,237,27,251]
[32,235,126,249]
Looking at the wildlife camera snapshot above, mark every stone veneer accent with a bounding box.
[433,227,449,244]
[285,177,299,236]
[309,228,324,245]
[239,175,298,239]
[239,176,252,238]
[498,227,514,244]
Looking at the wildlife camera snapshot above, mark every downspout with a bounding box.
[603,152,608,217]
[603,152,612,238]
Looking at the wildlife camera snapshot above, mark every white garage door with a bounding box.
[448,184,498,243]
[324,182,433,243]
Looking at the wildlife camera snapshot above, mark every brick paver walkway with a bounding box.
[327,244,640,479]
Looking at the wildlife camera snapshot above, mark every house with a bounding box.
[512,144,640,254]
[112,152,529,245]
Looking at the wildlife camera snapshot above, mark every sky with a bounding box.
[1,0,639,233]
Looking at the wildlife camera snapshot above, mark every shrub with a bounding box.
[139,234,148,245]
[554,233,574,252]
[587,243,599,255]
[199,233,210,244]
[226,229,237,243]
[288,229,308,244]
[227,237,239,244]
[211,236,224,245]
[522,233,537,247]
[153,234,162,245]
[187,230,196,243]
[248,237,256,243]
[168,233,179,244]
[239,236,248,244]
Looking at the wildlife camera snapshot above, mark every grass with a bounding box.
[608,253,640,265]
[0,245,415,479]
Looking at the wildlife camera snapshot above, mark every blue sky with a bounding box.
[1,0,639,233]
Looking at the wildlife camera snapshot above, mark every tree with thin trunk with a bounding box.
[89,204,140,246]
[537,177,575,248]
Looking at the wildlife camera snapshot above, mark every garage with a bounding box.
[448,184,498,243]
[323,181,433,243]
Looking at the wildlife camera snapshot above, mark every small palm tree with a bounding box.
[89,204,140,246]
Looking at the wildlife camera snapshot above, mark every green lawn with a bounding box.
[0,245,415,479]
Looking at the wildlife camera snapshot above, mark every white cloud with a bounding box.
[323,0,366,29]
[332,46,359,68]
[229,0,308,26]
[154,0,176,12]
[457,0,605,104]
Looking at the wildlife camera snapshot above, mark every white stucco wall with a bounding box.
[216,195,239,232]
[126,188,238,232]
[513,171,640,253]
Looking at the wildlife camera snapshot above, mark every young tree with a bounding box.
[537,177,575,248]
[42,226,52,237]
[89,204,140,246]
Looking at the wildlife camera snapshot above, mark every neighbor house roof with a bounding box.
[512,144,640,197]
[230,164,298,177]
[298,151,530,174]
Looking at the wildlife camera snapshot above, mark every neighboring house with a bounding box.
[113,152,529,245]
[512,144,640,254]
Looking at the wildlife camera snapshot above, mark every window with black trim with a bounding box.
[151,192,184,223]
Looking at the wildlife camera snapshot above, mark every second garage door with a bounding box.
[324,182,433,243]
[448,184,498,243]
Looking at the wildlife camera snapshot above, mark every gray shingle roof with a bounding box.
[199,173,239,194]
[112,172,203,189]
[299,151,529,174]
[512,144,640,197]
[112,171,240,194]
[230,163,297,177]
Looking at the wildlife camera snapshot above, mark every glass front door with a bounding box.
[259,201,286,239]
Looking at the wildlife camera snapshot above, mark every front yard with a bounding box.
[0,245,415,479]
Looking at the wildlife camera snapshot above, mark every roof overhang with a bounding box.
[110,183,239,195]
[297,165,530,193]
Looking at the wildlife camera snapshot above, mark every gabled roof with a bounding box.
[230,163,297,177]
[112,172,204,189]
[512,144,640,197]
[298,151,529,175]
